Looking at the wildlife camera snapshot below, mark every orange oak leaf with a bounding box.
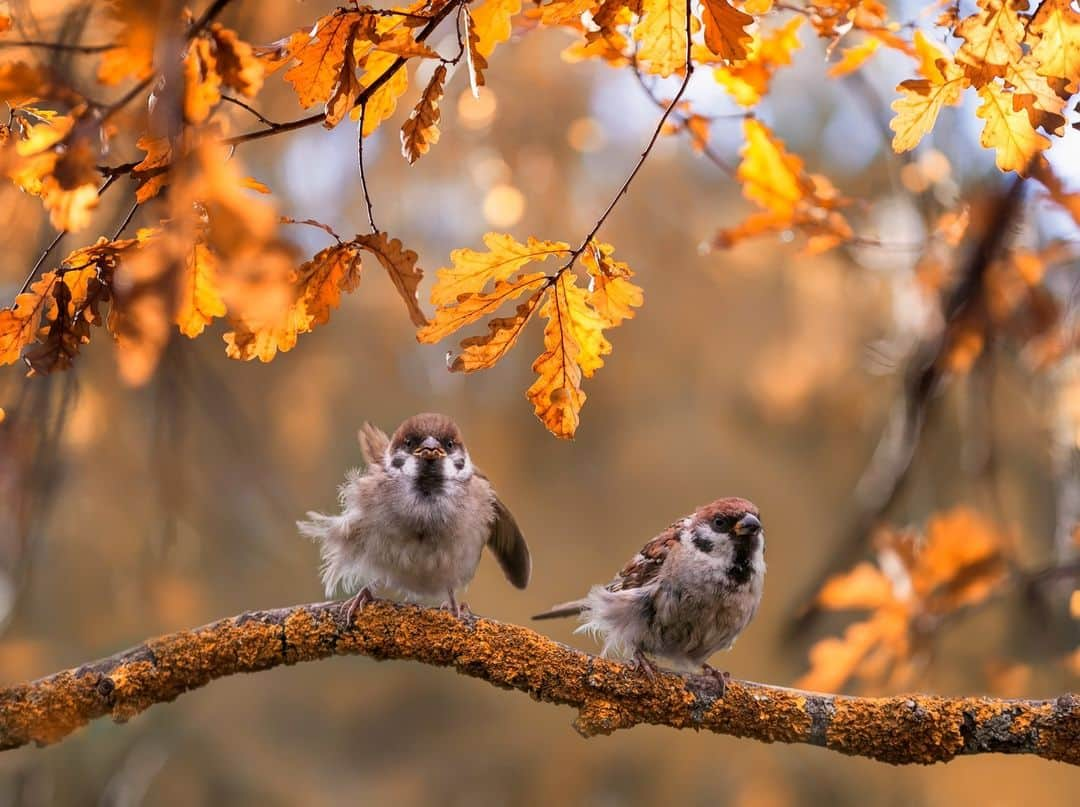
[284,10,363,109]
[210,23,265,98]
[324,22,363,129]
[0,271,58,365]
[298,242,363,327]
[133,135,172,203]
[635,0,689,78]
[464,8,489,97]
[816,563,895,611]
[712,17,802,107]
[98,0,160,85]
[954,0,1025,87]
[469,0,522,57]
[353,231,426,326]
[374,28,441,59]
[738,118,812,218]
[1004,56,1068,136]
[700,0,753,61]
[184,36,222,124]
[401,64,447,163]
[429,232,571,308]
[976,81,1050,175]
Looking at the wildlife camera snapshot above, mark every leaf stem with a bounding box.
[357,103,379,234]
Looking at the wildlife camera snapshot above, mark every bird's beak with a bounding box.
[414,436,446,460]
[734,513,762,537]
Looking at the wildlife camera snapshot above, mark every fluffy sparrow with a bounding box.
[533,497,764,689]
[298,413,531,620]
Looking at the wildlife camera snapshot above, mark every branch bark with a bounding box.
[1,600,1077,764]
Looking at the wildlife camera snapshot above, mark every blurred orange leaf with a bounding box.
[712,17,802,106]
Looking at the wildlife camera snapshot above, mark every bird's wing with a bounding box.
[607,525,681,592]
[486,494,531,589]
[357,422,390,468]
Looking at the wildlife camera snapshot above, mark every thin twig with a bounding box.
[112,202,140,240]
[356,103,378,233]
[0,40,116,53]
[219,95,279,127]
[562,0,696,268]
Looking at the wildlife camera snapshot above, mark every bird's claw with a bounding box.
[631,650,658,681]
[439,593,472,619]
[696,664,731,698]
[340,587,375,626]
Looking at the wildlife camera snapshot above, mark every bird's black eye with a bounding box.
[713,515,734,532]
[403,436,415,449]
[444,439,455,451]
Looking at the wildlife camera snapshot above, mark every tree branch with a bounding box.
[1,599,1077,764]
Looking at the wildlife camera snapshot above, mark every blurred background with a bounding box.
[0,0,1079,804]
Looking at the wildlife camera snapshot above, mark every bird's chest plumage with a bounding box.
[647,558,764,664]
[358,476,493,596]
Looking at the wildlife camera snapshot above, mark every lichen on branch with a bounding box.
[0,600,1076,765]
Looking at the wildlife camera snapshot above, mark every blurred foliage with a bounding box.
[0,0,1078,804]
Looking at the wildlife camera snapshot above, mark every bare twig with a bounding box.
[0,599,1077,763]
[0,40,116,53]
[219,95,279,127]
[356,103,378,233]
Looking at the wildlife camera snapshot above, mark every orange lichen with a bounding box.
[0,600,1076,765]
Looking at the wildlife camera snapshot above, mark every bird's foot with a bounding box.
[631,650,658,681]
[439,591,472,619]
[339,587,375,627]
[694,664,730,698]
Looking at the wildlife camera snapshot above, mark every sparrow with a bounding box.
[298,413,531,620]
[533,497,764,689]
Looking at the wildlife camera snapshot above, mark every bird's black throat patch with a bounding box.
[414,460,444,497]
[727,535,758,587]
[692,536,714,553]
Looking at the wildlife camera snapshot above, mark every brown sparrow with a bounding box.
[298,413,530,620]
[533,497,764,688]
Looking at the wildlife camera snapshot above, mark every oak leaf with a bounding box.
[1004,57,1068,136]
[827,37,880,78]
[582,241,643,327]
[1027,0,1080,91]
[184,36,222,124]
[133,136,172,203]
[700,0,753,61]
[635,0,689,78]
[211,24,265,98]
[284,10,363,109]
[889,36,967,153]
[355,49,410,136]
[175,239,225,337]
[0,271,57,365]
[98,0,160,85]
[353,231,426,326]
[464,9,489,97]
[324,22,363,129]
[418,272,549,344]
[429,233,571,308]
[401,64,447,163]
[738,118,812,218]
[449,284,547,372]
[712,17,802,107]
[954,0,1025,87]
[976,82,1050,175]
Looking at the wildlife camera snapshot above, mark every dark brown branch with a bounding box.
[788,175,1029,635]
[356,103,378,233]
[222,0,462,148]
[0,599,1076,764]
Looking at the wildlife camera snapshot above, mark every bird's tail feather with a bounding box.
[532,600,586,620]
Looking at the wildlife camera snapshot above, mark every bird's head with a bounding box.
[387,412,472,494]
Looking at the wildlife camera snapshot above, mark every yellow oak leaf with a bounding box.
[418,272,548,344]
[889,38,968,154]
[429,233,571,308]
[1005,57,1068,136]
[700,0,753,61]
[353,231,426,326]
[1028,0,1080,90]
[738,118,812,218]
[401,64,447,163]
[976,82,1050,175]
[224,303,313,363]
[133,135,172,203]
[463,8,488,97]
[635,0,688,78]
[828,37,880,78]
[450,284,547,372]
[582,241,643,327]
[175,240,225,338]
[713,17,802,107]
[355,49,410,136]
[527,273,589,439]
[955,0,1025,86]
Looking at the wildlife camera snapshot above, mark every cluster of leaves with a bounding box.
[0,0,1078,437]
[799,507,1012,693]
